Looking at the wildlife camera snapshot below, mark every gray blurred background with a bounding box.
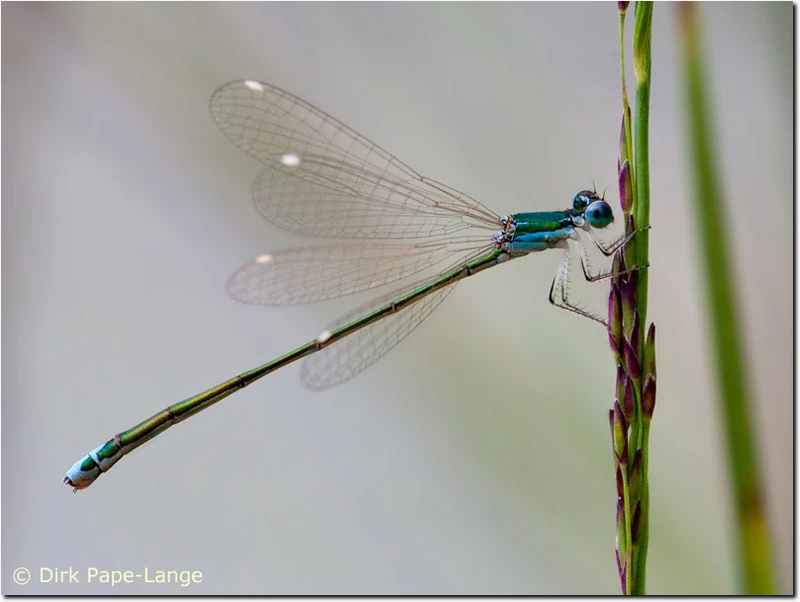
[2,2,791,595]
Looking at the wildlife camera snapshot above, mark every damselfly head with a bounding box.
[571,189,613,229]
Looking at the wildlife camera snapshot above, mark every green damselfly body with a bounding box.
[64,79,640,490]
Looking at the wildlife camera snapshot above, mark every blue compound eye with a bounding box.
[585,200,614,229]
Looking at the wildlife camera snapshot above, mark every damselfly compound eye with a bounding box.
[572,189,596,212]
[585,200,614,229]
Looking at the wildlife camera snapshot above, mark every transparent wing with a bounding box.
[210,79,501,239]
[299,245,494,390]
[227,237,488,306]
[301,278,459,390]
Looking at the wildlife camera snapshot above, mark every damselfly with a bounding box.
[64,79,640,490]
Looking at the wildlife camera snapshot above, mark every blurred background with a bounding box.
[2,3,791,594]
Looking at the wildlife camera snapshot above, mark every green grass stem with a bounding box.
[679,4,776,594]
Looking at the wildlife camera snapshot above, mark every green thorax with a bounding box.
[511,211,572,234]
